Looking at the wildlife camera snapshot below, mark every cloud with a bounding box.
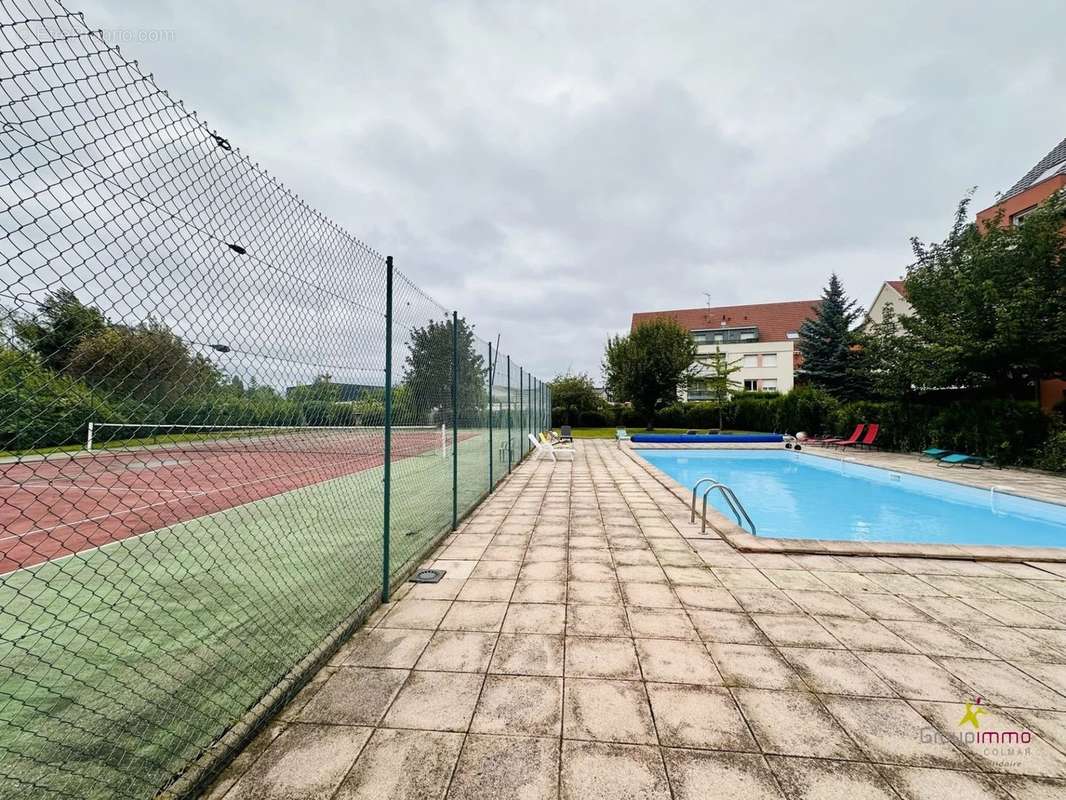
[74,0,1066,381]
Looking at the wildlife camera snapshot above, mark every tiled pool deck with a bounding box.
[209,441,1066,800]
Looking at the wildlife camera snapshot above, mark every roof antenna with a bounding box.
[703,291,712,323]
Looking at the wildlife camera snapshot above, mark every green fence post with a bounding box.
[507,355,512,472]
[381,256,394,603]
[452,310,459,530]
[518,366,524,456]
[488,340,493,491]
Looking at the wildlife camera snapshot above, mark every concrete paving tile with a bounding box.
[447,734,559,800]
[331,628,433,668]
[620,582,681,608]
[481,545,525,561]
[1017,663,1066,698]
[766,755,898,800]
[714,568,777,590]
[816,617,917,653]
[663,566,720,586]
[665,749,784,800]
[626,608,698,640]
[224,723,373,800]
[880,765,1013,800]
[996,775,1066,799]
[502,603,566,634]
[415,631,497,673]
[822,696,971,768]
[471,675,563,736]
[471,560,523,580]
[457,579,516,602]
[565,636,642,679]
[334,728,463,800]
[786,591,869,618]
[689,610,769,644]
[856,652,976,702]
[846,593,930,622]
[379,599,453,630]
[734,688,862,759]
[646,683,757,751]
[568,580,623,605]
[431,560,479,580]
[511,580,566,604]
[298,667,409,726]
[563,678,657,744]
[781,648,896,696]
[708,643,804,690]
[763,569,830,591]
[951,625,1066,663]
[440,601,509,632]
[752,615,842,649]
[635,638,722,684]
[560,740,670,800]
[617,565,669,583]
[567,604,631,637]
[569,562,616,582]
[489,634,564,676]
[382,671,483,732]
[407,580,465,601]
[939,658,1066,710]
[879,620,992,658]
[520,561,567,581]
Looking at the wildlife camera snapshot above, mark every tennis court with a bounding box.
[0,424,450,573]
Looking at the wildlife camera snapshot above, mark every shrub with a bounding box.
[577,408,609,427]
[1036,425,1066,472]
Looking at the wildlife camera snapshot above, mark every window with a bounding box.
[762,353,777,368]
[761,379,777,392]
[743,379,758,392]
[742,354,758,368]
[1011,205,1037,226]
[786,331,799,340]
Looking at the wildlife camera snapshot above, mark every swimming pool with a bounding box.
[637,449,1066,548]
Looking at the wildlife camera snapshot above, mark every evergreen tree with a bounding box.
[797,274,868,400]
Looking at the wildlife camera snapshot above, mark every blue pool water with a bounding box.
[637,449,1066,548]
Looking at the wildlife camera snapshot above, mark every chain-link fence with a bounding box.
[0,3,550,798]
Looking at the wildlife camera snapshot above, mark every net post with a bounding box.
[451,310,459,531]
[86,421,94,452]
[488,340,493,491]
[519,366,524,456]
[506,354,512,472]
[382,256,394,603]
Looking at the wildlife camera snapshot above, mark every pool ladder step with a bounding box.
[691,478,757,536]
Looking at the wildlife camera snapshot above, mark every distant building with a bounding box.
[863,280,913,332]
[630,300,820,398]
[975,135,1066,411]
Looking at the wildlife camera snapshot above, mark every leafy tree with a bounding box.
[603,318,697,429]
[797,274,868,400]
[14,289,108,372]
[695,346,742,429]
[66,319,221,405]
[549,372,602,423]
[894,194,1066,397]
[402,316,485,424]
[288,374,342,403]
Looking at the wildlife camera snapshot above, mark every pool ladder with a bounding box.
[690,477,757,536]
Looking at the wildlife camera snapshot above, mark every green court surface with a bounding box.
[0,430,523,799]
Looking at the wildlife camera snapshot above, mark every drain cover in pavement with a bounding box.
[411,569,446,584]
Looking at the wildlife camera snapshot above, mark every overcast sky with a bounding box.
[78,0,1066,381]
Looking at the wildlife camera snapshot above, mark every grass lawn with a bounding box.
[552,427,755,439]
[0,429,522,799]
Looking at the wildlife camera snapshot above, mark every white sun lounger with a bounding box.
[529,433,575,462]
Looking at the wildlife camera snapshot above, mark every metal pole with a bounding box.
[507,355,512,472]
[452,310,459,530]
[518,366,524,456]
[488,341,493,491]
[381,256,394,603]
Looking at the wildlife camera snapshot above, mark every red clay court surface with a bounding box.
[0,429,449,574]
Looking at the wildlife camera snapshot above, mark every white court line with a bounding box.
[0,482,206,496]
[0,454,374,545]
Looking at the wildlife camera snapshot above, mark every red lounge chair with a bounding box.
[838,423,879,449]
[817,424,863,447]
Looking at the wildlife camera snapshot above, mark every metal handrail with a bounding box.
[701,482,757,535]
[690,477,718,522]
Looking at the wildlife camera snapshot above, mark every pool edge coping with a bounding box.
[620,442,1066,564]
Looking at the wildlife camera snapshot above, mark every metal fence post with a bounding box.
[507,355,512,472]
[452,310,459,530]
[518,366,524,456]
[381,256,393,603]
[488,341,493,491]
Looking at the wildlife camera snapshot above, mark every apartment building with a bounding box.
[630,300,819,398]
[863,280,913,331]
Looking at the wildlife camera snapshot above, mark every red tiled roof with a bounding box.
[886,280,907,297]
[630,299,820,342]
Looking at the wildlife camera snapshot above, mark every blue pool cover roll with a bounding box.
[630,433,784,444]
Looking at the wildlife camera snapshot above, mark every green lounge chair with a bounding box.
[615,428,630,446]
[921,448,953,460]
[937,453,987,468]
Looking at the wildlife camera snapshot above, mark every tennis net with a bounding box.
[86,422,448,458]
